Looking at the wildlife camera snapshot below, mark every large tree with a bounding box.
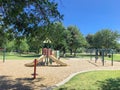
[67,26,87,56]
[93,29,120,49]
[0,0,63,38]
[0,13,5,47]
[86,34,94,48]
[26,26,47,53]
[48,22,66,50]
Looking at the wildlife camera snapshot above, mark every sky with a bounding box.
[56,0,120,36]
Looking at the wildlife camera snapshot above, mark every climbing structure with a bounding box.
[25,48,67,67]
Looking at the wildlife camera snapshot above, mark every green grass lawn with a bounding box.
[65,53,96,59]
[65,53,120,62]
[55,70,120,90]
[105,54,120,61]
[0,52,40,60]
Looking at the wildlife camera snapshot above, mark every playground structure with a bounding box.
[87,49,114,66]
[25,48,67,67]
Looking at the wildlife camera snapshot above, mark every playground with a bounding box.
[0,1,120,90]
[1,57,120,90]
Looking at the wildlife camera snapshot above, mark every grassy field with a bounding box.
[66,53,120,61]
[0,52,120,61]
[105,54,120,61]
[55,70,120,90]
[0,52,40,60]
[65,53,97,59]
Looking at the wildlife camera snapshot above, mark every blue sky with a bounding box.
[56,0,120,36]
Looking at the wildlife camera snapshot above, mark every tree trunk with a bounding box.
[63,48,66,57]
[74,48,77,57]
[99,51,102,56]
[70,49,72,55]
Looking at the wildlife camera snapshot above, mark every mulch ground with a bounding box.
[0,58,120,90]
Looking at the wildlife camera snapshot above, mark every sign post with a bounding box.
[33,59,37,79]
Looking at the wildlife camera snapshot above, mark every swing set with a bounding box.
[88,49,114,66]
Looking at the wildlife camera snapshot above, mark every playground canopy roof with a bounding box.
[43,38,51,43]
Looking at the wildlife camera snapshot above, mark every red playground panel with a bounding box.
[42,48,52,56]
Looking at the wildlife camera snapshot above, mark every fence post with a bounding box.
[111,50,113,66]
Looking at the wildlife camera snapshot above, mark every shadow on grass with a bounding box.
[97,78,120,90]
[0,76,46,90]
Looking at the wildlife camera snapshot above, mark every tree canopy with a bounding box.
[0,1,120,55]
[0,0,63,37]
[86,29,120,49]
[67,26,87,56]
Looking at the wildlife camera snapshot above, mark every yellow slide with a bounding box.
[25,55,46,67]
[49,55,67,66]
